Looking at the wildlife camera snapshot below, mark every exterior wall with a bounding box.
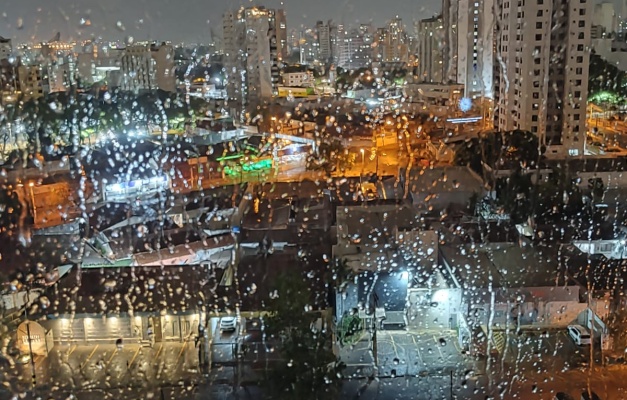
[317,21,332,62]
[121,45,153,91]
[0,37,11,60]
[455,0,494,98]
[408,288,462,330]
[17,65,44,101]
[494,0,590,156]
[282,71,313,87]
[544,301,588,326]
[153,44,176,92]
[404,82,463,106]
[275,9,288,61]
[411,190,476,211]
[43,313,202,344]
[416,16,444,83]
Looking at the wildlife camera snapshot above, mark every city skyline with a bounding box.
[2,0,438,44]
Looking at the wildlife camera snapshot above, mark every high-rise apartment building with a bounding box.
[0,37,12,61]
[223,6,280,114]
[276,9,288,62]
[382,17,409,63]
[316,21,332,64]
[442,0,494,97]
[592,1,617,38]
[493,0,591,156]
[120,43,176,92]
[416,16,444,83]
[336,28,370,69]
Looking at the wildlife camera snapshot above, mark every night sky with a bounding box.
[1,0,440,44]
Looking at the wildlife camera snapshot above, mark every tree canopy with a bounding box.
[263,268,344,400]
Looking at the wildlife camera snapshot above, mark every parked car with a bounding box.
[567,325,592,346]
[219,316,238,333]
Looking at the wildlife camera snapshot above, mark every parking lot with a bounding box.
[499,329,601,378]
[342,329,466,377]
[20,341,200,392]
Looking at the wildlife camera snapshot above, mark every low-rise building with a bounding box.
[403,82,464,107]
[35,265,222,344]
[405,165,484,212]
[281,70,314,87]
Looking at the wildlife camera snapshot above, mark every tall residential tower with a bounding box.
[493,0,591,156]
[223,6,280,116]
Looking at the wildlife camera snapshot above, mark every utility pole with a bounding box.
[24,291,36,391]
[450,369,454,400]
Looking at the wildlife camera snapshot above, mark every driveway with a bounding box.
[497,329,601,378]
[341,329,466,378]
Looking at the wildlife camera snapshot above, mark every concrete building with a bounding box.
[0,36,11,61]
[381,17,409,63]
[593,1,617,38]
[152,43,176,92]
[416,15,444,83]
[17,65,44,101]
[336,27,370,69]
[316,20,333,63]
[282,70,314,87]
[275,9,288,62]
[441,0,494,97]
[493,0,591,156]
[223,6,280,114]
[120,43,176,92]
[592,35,627,70]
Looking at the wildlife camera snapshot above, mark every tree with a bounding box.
[495,170,533,224]
[307,138,355,175]
[263,269,344,400]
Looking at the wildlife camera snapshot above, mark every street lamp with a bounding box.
[360,148,365,188]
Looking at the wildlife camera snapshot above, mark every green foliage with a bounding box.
[495,166,586,225]
[454,130,540,176]
[8,89,207,154]
[589,53,627,102]
[263,269,344,400]
[495,170,533,224]
[307,138,355,174]
[337,314,364,346]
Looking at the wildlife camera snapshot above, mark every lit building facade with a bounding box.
[416,15,444,83]
[276,9,288,62]
[316,21,333,64]
[120,43,176,92]
[442,0,494,98]
[223,6,280,115]
[493,0,591,156]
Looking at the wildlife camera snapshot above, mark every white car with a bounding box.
[219,316,238,333]
[567,324,591,346]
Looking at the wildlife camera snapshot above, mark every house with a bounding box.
[439,243,598,355]
[333,204,458,329]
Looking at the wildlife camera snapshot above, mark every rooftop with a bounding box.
[36,264,222,318]
[216,249,330,312]
[440,243,573,289]
[408,165,484,194]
